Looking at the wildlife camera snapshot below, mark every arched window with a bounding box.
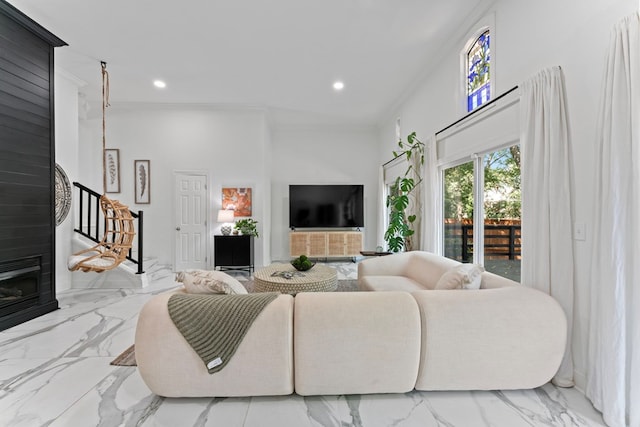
[467,30,490,111]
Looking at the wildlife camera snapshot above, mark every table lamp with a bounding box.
[217,209,235,235]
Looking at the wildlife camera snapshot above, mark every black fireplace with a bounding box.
[0,257,41,319]
[0,1,65,331]
[0,254,58,331]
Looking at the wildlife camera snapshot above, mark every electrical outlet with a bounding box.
[574,222,586,241]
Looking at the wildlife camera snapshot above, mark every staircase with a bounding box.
[70,251,170,290]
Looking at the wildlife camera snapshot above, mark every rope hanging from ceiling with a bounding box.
[101,61,110,194]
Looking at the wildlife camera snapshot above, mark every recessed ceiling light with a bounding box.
[153,80,166,89]
[333,81,344,91]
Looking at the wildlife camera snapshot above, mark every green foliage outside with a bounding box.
[484,146,521,219]
[444,161,474,220]
[444,146,521,221]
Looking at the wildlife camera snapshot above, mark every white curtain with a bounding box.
[421,135,441,254]
[586,13,640,427]
[408,146,422,252]
[377,165,387,249]
[381,157,404,251]
[520,66,575,387]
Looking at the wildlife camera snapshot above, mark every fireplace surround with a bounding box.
[0,1,66,331]
[0,254,57,331]
[0,257,42,320]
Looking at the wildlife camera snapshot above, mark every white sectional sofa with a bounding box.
[135,251,567,397]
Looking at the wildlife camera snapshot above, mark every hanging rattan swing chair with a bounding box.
[68,196,135,272]
[68,62,136,273]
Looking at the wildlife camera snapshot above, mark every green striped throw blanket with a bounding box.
[168,292,279,373]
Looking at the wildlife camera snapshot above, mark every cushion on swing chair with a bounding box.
[67,251,118,271]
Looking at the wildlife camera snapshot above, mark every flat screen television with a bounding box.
[289,185,364,228]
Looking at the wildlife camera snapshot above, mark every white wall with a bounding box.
[76,109,378,267]
[262,120,273,264]
[54,69,83,292]
[377,0,638,390]
[78,106,271,269]
[270,126,379,261]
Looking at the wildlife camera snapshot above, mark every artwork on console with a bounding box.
[134,160,150,204]
[105,149,121,193]
[222,187,252,217]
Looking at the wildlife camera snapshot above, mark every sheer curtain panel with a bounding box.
[520,66,575,387]
[377,166,387,250]
[420,135,441,253]
[586,12,640,427]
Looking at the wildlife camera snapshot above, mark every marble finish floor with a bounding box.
[0,262,605,427]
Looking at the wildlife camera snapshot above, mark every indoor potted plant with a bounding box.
[234,218,259,237]
[291,254,315,271]
[384,132,425,252]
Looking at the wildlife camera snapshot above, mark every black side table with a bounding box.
[214,235,254,273]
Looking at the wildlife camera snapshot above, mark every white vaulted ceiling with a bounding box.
[7,0,489,126]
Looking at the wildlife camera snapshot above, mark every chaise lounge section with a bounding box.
[359,251,567,390]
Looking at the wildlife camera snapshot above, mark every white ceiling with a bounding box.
[7,0,489,126]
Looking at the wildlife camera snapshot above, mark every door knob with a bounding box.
[176,227,181,231]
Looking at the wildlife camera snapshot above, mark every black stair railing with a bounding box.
[72,182,144,274]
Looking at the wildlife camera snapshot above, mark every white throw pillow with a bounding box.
[177,270,248,295]
[434,264,485,290]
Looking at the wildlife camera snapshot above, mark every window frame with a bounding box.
[440,156,476,262]
[440,140,520,267]
[459,13,496,116]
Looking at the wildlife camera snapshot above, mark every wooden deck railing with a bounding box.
[444,222,521,262]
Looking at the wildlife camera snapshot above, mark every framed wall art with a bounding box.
[134,160,150,204]
[105,149,121,193]
[54,163,72,226]
[222,187,252,217]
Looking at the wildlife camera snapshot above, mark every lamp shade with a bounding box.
[217,209,235,223]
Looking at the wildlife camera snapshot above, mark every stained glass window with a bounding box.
[467,30,490,112]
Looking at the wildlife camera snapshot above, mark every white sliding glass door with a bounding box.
[443,160,474,262]
[442,144,521,281]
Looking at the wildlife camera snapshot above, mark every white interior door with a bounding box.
[174,173,208,271]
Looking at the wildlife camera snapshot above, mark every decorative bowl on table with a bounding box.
[291,255,315,271]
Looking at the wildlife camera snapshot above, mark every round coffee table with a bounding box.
[253,263,338,295]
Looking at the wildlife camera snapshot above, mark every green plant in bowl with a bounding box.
[291,254,315,271]
[234,218,259,237]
